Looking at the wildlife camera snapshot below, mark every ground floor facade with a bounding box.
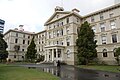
[7,44,119,65]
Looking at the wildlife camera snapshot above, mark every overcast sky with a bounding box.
[0,0,115,33]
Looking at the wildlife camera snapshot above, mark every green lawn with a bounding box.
[0,64,59,80]
[79,65,120,73]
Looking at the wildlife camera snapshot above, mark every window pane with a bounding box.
[101,36,106,44]
[112,34,117,43]
[100,23,105,32]
[103,49,107,57]
[110,21,116,29]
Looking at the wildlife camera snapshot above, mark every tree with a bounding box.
[0,33,8,62]
[26,37,37,62]
[76,21,97,65]
[115,47,120,65]
[14,45,20,61]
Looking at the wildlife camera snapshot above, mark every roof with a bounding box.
[4,29,35,36]
[35,30,46,34]
[44,11,82,26]
[83,3,120,18]
[44,11,71,26]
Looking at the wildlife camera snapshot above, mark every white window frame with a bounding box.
[110,20,116,29]
[100,23,105,32]
[101,36,106,44]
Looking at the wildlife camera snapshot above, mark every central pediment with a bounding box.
[44,11,71,26]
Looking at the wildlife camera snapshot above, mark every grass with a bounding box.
[0,64,59,80]
[79,65,120,73]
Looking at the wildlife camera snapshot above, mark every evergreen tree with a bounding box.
[76,21,97,65]
[115,47,120,65]
[26,37,37,62]
[0,33,8,62]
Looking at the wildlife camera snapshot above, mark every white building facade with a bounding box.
[4,26,34,61]
[4,3,120,65]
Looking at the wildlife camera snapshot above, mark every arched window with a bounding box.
[103,49,107,57]
[113,48,117,57]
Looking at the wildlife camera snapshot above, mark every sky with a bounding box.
[0,0,115,33]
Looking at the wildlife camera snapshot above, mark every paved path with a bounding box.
[18,64,120,80]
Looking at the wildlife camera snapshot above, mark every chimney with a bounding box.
[55,6,64,11]
[14,28,18,30]
[19,25,24,31]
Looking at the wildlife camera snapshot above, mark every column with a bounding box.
[46,49,49,62]
[56,49,58,61]
[44,50,47,61]
[52,49,54,61]
[61,49,64,61]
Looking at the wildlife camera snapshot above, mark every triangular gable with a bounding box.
[44,11,70,26]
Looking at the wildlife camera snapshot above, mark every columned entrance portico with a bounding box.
[44,46,65,62]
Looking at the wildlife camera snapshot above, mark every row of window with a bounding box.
[92,20,116,33]
[48,27,70,39]
[37,47,44,52]
[102,48,117,57]
[14,55,24,59]
[48,40,70,46]
[15,39,30,45]
[38,41,44,44]
[91,12,114,22]
[101,34,117,44]
[16,33,30,39]
[36,34,45,38]
[49,29,64,38]
[48,17,69,29]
